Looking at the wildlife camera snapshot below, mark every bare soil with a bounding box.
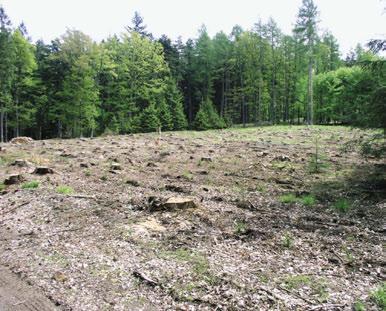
[0,126,384,310]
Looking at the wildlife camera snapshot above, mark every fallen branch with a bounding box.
[278,285,314,305]
[307,303,346,310]
[0,202,29,217]
[132,270,158,287]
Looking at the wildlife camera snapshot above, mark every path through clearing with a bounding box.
[0,266,57,311]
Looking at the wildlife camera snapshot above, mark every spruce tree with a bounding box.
[157,99,173,131]
[140,103,160,132]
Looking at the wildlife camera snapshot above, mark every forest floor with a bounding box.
[0,125,385,311]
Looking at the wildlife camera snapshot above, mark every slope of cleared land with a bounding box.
[0,126,384,310]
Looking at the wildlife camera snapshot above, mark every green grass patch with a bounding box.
[159,248,218,285]
[282,232,294,248]
[234,220,249,235]
[333,198,351,213]
[284,275,311,289]
[280,194,297,204]
[0,183,5,191]
[301,195,316,207]
[353,301,365,311]
[371,283,386,310]
[22,180,39,189]
[56,185,74,195]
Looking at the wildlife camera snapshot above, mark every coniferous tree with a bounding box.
[294,0,319,125]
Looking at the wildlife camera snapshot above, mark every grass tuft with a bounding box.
[56,185,74,195]
[371,282,386,310]
[301,195,316,207]
[333,198,351,213]
[280,194,297,204]
[22,181,39,189]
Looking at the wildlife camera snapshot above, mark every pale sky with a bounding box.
[0,0,385,56]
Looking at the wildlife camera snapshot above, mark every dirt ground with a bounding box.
[0,126,384,310]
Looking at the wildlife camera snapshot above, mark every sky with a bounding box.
[0,0,385,56]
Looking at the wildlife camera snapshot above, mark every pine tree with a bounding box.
[140,103,160,132]
[126,11,152,39]
[194,99,225,130]
[294,0,319,125]
[0,6,14,142]
[157,99,173,131]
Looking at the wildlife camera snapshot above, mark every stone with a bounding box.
[201,157,212,162]
[10,136,33,144]
[52,272,68,283]
[165,184,186,193]
[33,167,54,175]
[4,174,25,185]
[110,162,121,170]
[126,180,140,187]
[274,155,291,162]
[162,197,197,210]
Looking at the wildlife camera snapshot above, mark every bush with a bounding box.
[0,183,5,191]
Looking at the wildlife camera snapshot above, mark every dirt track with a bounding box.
[0,266,57,311]
[0,126,384,310]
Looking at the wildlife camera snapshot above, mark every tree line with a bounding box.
[0,0,384,141]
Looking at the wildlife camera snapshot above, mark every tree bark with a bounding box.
[307,57,314,125]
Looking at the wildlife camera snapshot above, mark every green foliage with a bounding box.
[194,99,226,130]
[0,4,384,140]
[56,185,74,195]
[371,283,386,310]
[0,183,5,191]
[22,180,39,189]
[157,99,173,131]
[333,198,351,213]
[301,195,316,206]
[308,136,329,174]
[284,275,311,289]
[280,194,297,203]
[233,220,249,235]
[282,232,294,248]
[353,301,365,311]
[140,103,160,133]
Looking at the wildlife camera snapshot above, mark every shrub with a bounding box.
[56,185,74,195]
[0,183,5,191]
[22,181,39,189]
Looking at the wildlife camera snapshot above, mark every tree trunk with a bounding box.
[220,70,225,118]
[0,104,3,143]
[307,57,314,125]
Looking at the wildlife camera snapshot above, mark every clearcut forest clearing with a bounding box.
[0,126,385,310]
